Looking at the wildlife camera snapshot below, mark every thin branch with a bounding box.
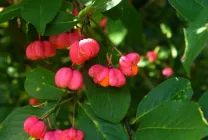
[58,97,73,106]
[38,34,41,40]
[47,117,53,130]
[89,17,123,56]
[139,70,154,89]
[123,118,133,140]
[74,0,84,9]
[72,92,76,128]
[40,97,62,119]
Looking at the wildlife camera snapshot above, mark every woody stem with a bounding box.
[88,17,123,56]
[72,92,76,128]
[38,34,41,40]
[47,117,53,130]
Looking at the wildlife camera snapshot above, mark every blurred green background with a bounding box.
[0,0,207,129]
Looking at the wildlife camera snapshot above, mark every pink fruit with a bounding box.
[43,41,56,57]
[49,33,70,49]
[69,41,86,64]
[26,41,44,60]
[88,64,109,87]
[67,70,83,90]
[26,41,56,60]
[72,7,79,16]
[29,98,39,105]
[119,53,140,76]
[109,68,126,87]
[55,67,72,88]
[60,130,69,140]
[79,38,100,59]
[68,30,84,45]
[69,38,100,64]
[55,67,83,90]
[53,130,62,140]
[88,64,106,78]
[76,130,84,140]
[89,64,126,87]
[60,128,84,140]
[146,51,158,62]
[40,130,62,140]
[24,116,39,134]
[100,17,108,28]
[162,67,173,77]
[67,128,77,139]
[40,131,53,140]
[24,116,46,139]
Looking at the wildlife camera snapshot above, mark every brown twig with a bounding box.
[38,34,41,40]
[74,0,85,10]
[47,117,53,130]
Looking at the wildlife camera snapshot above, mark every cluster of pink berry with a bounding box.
[26,29,140,89]
[54,38,100,90]
[24,116,84,140]
[26,29,83,60]
[88,53,140,87]
[49,30,84,49]
[55,40,140,89]
[26,41,56,60]
[146,50,173,77]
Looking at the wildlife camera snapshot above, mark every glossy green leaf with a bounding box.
[104,0,143,46]
[21,0,62,35]
[77,103,129,140]
[182,8,208,76]
[168,0,204,22]
[24,68,64,100]
[134,101,208,140]
[81,0,122,12]
[198,91,208,119]
[135,77,192,123]
[44,11,75,36]
[0,103,55,140]
[0,2,24,23]
[84,72,130,123]
[93,0,122,12]
[107,19,127,45]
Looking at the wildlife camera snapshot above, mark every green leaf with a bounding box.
[84,71,130,123]
[134,101,208,140]
[198,91,208,120]
[195,0,208,8]
[0,89,9,104]
[60,1,73,12]
[44,11,75,36]
[24,67,64,100]
[104,0,143,46]
[21,0,62,35]
[0,103,55,140]
[168,0,204,22]
[134,77,192,123]
[0,2,24,24]
[93,0,122,12]
[77,103,129,140]
[182,8,208,76]
[81,0,122,12]
[107,19,127,45]
[0,107,13,123]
